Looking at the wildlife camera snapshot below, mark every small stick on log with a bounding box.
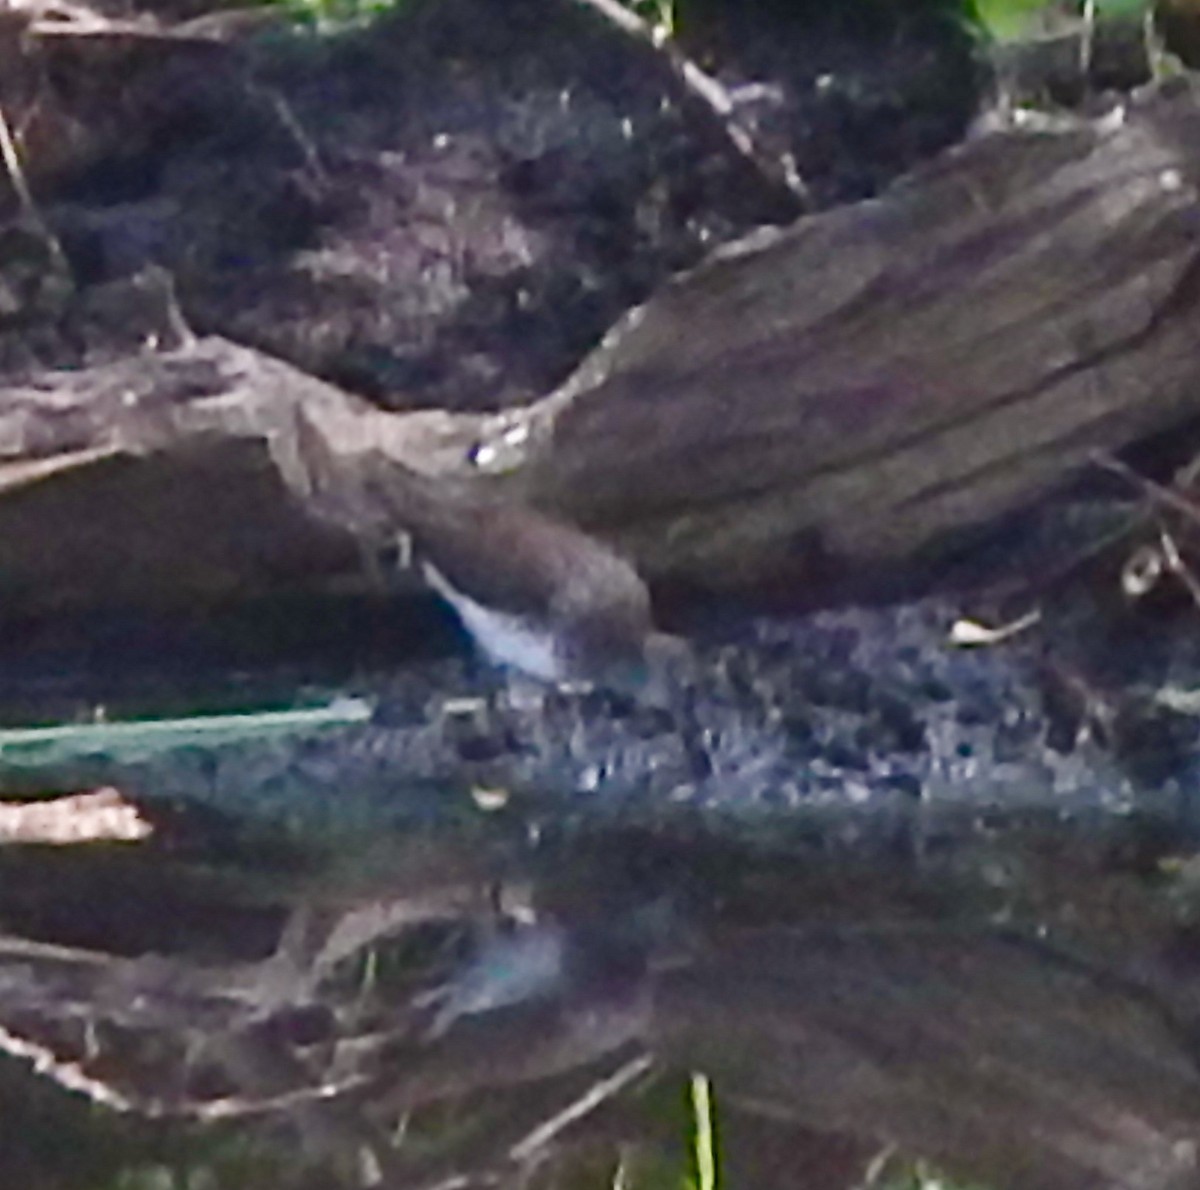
[570,0,809,214]
[0,100,70,275]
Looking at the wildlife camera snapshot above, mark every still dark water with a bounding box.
[0,594,1198,1190]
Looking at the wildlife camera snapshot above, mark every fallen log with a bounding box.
[5,88,1200,612]
[497,82,1200,587]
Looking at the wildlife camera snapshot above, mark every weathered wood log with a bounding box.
[654,924,1200,1190]
[5,88,1200,613]
[493,82,1200,587]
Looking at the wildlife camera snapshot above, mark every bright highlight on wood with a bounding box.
[0,787,151,845]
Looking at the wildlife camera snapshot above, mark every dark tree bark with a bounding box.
[501,84,1200,587]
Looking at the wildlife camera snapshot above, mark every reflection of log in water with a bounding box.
[654,924,1200,1190]
[0,817,1197,1188]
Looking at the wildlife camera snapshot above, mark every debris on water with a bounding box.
[0,697,372,769]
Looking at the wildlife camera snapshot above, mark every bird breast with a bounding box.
[422,561,565,681]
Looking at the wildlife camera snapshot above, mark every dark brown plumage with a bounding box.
[295,409,678,692]
[379,468,657,687]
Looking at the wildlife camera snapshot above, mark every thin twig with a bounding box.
[0,104,37,217]
[1157,524,1200,612]
[570,0,809,212]
[244,75,329,187]
[0,99,72,275]
[0,1022,139,1112]
[24,2,262,43]
[181,1072,373,1121]
[1092,451,1200,528]
[508,1053,655,1163]
[949,608,1042,648]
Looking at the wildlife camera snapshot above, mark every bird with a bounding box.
[374,466,684,698]
[293,410,683,697]
[416,918,568,1039]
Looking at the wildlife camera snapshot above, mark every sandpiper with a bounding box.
[394,471,675,696]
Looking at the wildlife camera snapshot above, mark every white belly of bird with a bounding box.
[423,562,564,681]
